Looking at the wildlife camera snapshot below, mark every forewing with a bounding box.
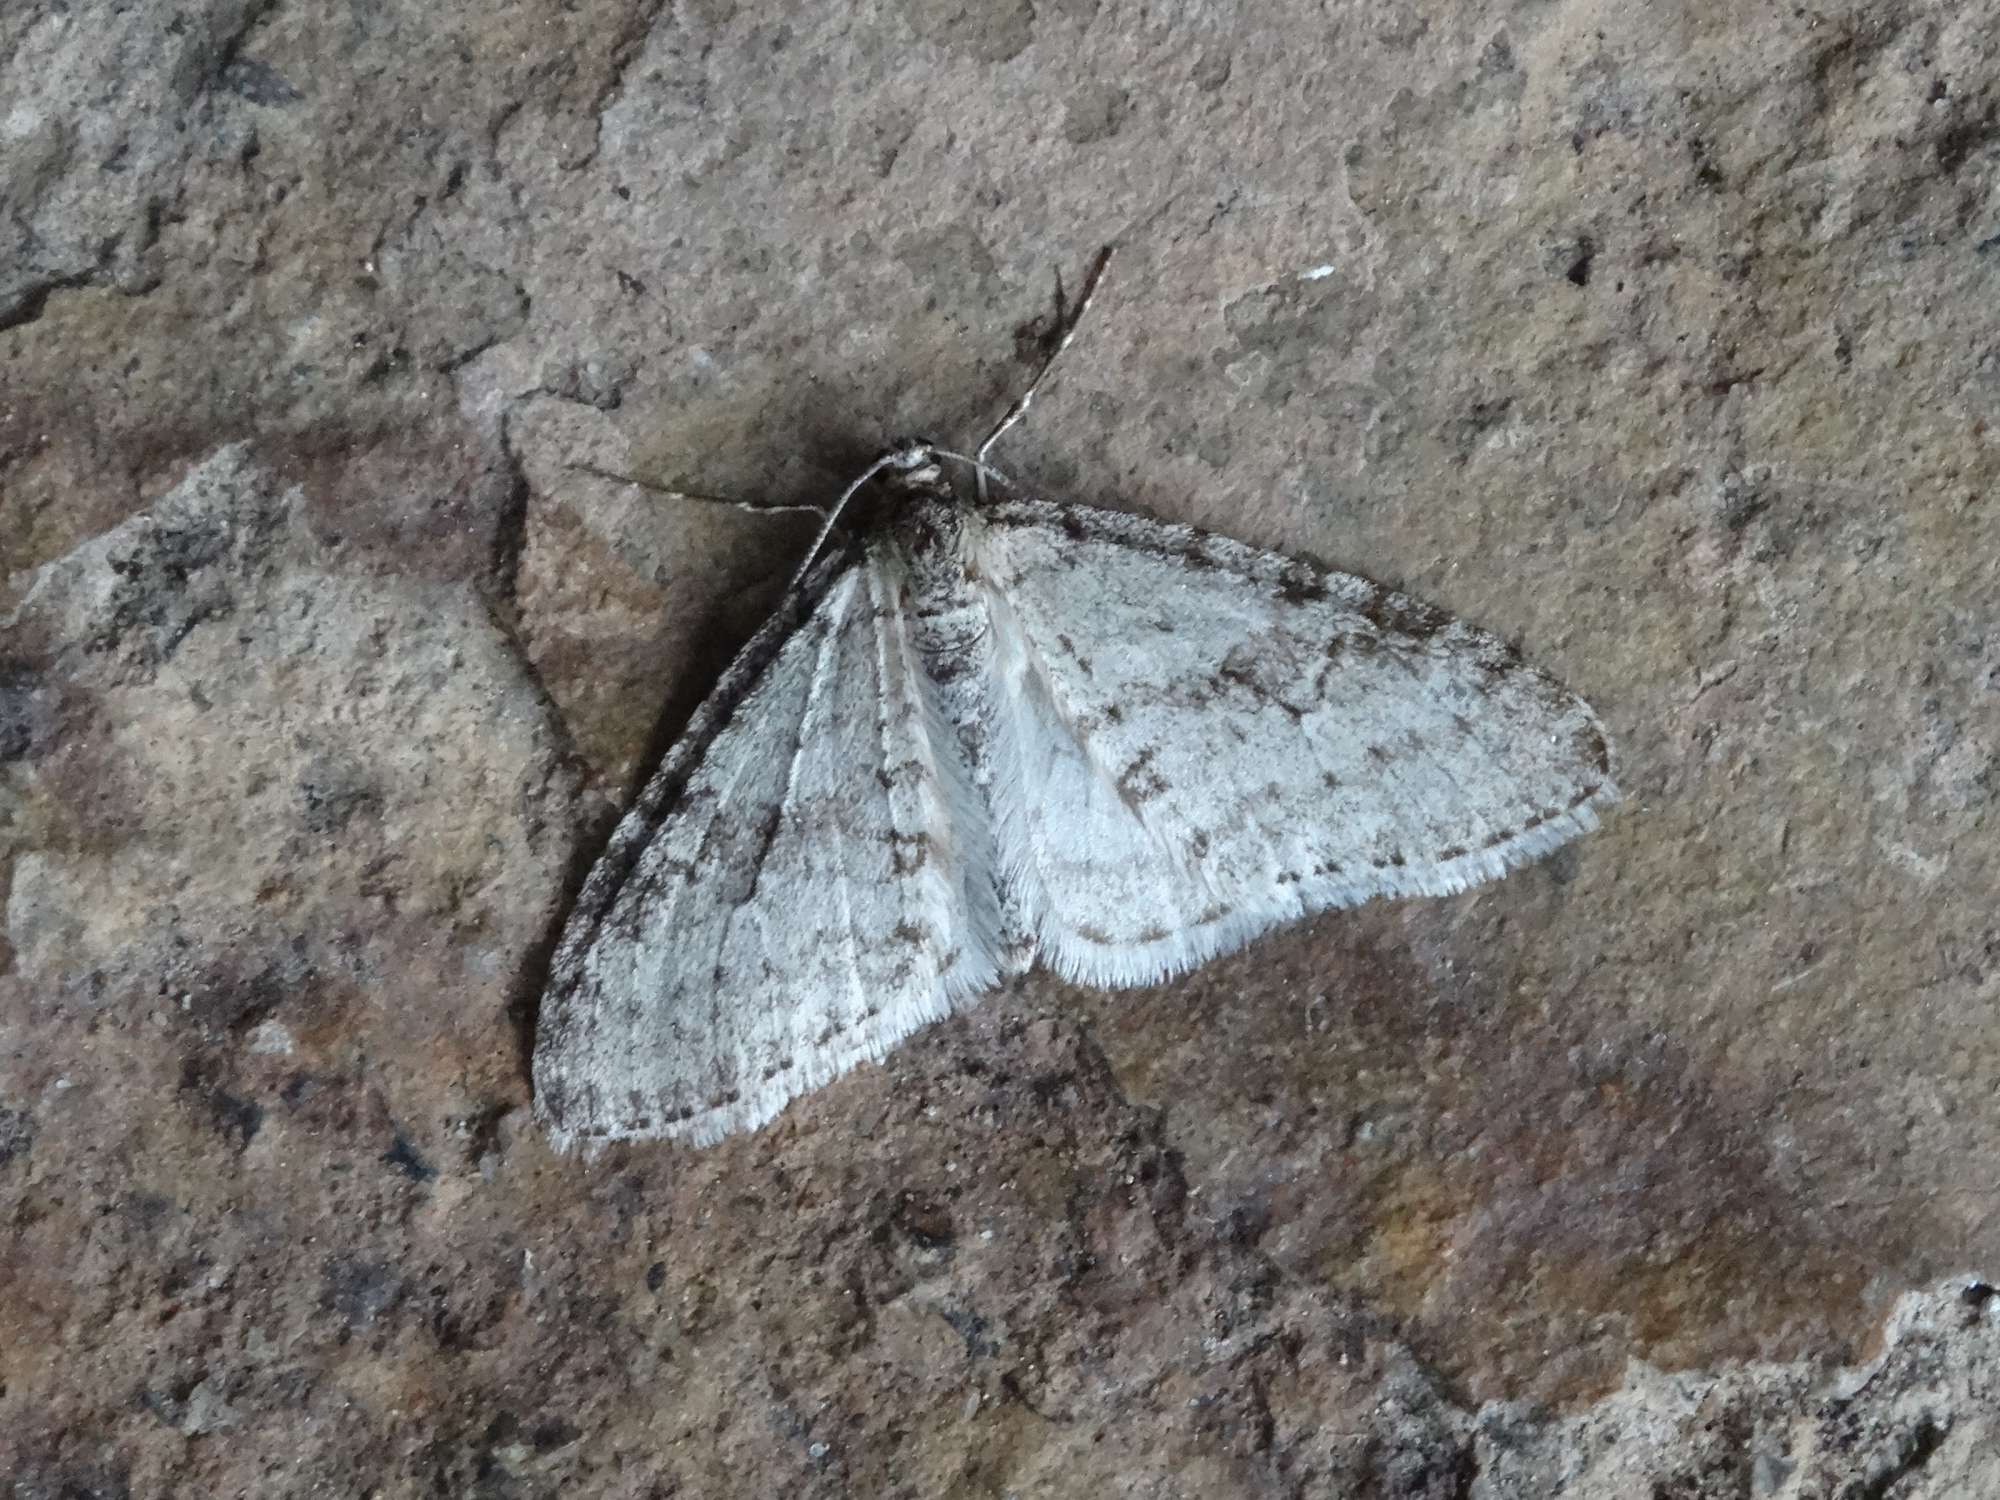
[534,548,999,1148]
[975,499,1616,987]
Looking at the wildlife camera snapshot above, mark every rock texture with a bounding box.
[5,0,1999,1494]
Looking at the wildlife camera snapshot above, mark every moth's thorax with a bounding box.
[893,493,983,658]
[888,491,967,563]
[873,442,977,602]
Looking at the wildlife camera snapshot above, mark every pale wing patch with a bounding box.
[534,551,997,1148]
[976,499,1616,987]
[989,633,1302,987]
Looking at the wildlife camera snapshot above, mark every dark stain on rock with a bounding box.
[1564,234,1596,287]
[1447,396,1515,463]
[321,1255,404,1327]
[1062,83,1131,145]
[482,1411,582,1459]
[1936,104,2000,176]
[299,762,383,835]
[1689,134,1725,189]
[0,663,51,762]
[381,1131,437,1182]
[178,959,292,1036]
[178,1056,263,1147]
[91,510,250,665]
[222,57,303,107]
[939,1303,1001,1357]
[889,1194,956,1256]
[1085,915,1940,1408]
[0,1106,37,1169]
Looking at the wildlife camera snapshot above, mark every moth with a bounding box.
[533,252,1616,1148]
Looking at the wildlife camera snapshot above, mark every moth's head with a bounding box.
[875,437,952,498]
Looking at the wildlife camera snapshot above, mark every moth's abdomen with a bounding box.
[890,499,987,663]
[874,508,1034,973]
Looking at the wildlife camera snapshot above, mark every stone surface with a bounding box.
[5,0,1999,1493]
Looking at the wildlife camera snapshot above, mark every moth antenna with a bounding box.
[975,245,1115,500]
[567,461,826,517]
[783,448,909,593]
